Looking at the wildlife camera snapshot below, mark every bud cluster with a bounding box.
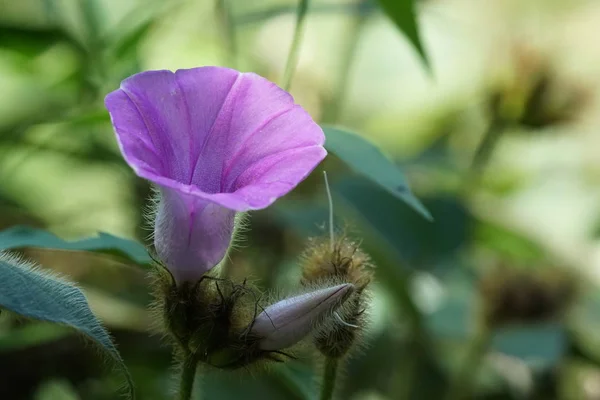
[151,256,358,370]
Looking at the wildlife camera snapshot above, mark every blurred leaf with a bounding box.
[426,274,474,339]
[80,0,103,50]
[268,363,316,400]
[104,1,179,60]
[235,2,377,25]
[333,177,469,269]
[202,368,300,400]
[475,221,546,264]
[0,225,152,266]
[66,108,110,126]
[0,254,134,398]
[375,0,428,66]
[0,25,86,57]
[0,322,72,351]
[565,289,600,366]
[35,380,80,400]
[492,324,567,367]
[323,126,432,220]
[273,202,328,237]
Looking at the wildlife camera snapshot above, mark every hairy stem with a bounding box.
[320,358,339,400]
[178,355,198,400]
[282,0,309,91]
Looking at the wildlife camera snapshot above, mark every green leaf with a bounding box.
[0,253,135,398]
[323,126,432,221]
[0,25,87,57]
[103,1,179,59]
[333,177,468,267]
[0,226,152,266]
[375,0,428,66]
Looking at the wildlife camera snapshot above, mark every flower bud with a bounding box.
[250,283,355,351]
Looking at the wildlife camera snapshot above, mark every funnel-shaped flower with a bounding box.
[105,67,326,283]
[250,283,354,351]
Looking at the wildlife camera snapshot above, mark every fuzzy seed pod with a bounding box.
[300,235,373,358]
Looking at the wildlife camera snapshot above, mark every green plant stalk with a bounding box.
[178,355,198,400]
[216,0,237,68]
[282,0,310,91]
[446,325,492,400]
[320,0,370,124]
[470,117,507,172]
[320,358,339,400]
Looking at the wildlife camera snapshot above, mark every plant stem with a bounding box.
[446,326,492,400]
[320,0,370,124]
[320,358,339,400]
[178,355,198,400]
[282,0,309,91]
[470,117,506,172]
[216,0,237,68]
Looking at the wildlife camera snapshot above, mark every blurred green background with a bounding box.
[3,0,600,399]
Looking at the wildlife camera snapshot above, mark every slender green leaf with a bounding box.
[0,253,134,398]
[376,0,428,66]
[0,25,87,57]
[323,126,432,220]
[103,1,181,59]
[0,226,152,266]
[235,2,377,26]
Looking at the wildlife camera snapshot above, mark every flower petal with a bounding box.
[154,187,235,283]
[105,67,239,187]
[105,67,326,212]
[251,283,354,351]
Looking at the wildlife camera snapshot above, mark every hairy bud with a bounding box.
[300,235,373,358]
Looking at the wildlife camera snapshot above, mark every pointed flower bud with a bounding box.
[250,283,354,351]
[105,67,326,284]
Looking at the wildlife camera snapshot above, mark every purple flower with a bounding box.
[105,67,326,283]
[250,283,354,351]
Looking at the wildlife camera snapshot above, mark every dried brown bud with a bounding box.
[489,43,590,129]
[478,263,578,328]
